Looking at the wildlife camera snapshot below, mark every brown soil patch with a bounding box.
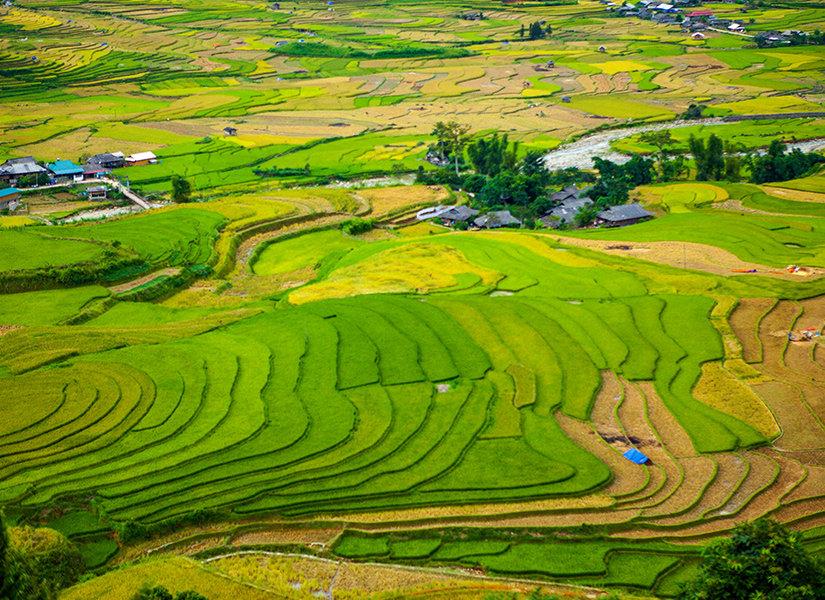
[771,496,825,525]
[751,381,825,451]
[777,449,825,466]
[552,236,798,279]
[783,342,825,383]
[729,298,776,363]
[230,527,340,547]
[191,55,226,73]
[654,453,748,525]
[763,186,825,204]
[712,199,789,217]
[108,267,181,294]
[589,371,629,450]
[358,185,449,218]
[615,382,682,510]
[638,381,696,458]
[781,464,825,504]
[758,300,801,375]
[555,411,649,498]
[641,455,716,519]
[318,496,613,526]
[592,73,613,93]
[623,450,804,539]
[334,563,460,594]
[706,450,779,518]
[27,201,90,215]
[0,325,24,337]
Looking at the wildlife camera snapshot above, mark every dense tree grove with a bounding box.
[750,139,824,184]
[680,519,825,600]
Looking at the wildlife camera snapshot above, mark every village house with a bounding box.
[87,152,124,169]
[0,187,20,210]
[47,160,85,183]
[224,126,238,136]
[596,203,653,227]
[540,196,594,228]
[125,151,157,166]
[0,157,47,186]
[440,205,480,226]
[84,185,108,201]
[473,210,519,229]
[82,163,109,180]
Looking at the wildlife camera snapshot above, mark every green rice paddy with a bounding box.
[3,0,825,596]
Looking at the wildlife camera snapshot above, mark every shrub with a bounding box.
[339,218,375,236]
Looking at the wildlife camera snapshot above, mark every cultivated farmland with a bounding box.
[2,0,825,597]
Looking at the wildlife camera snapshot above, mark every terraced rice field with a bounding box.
[4,0,825,596]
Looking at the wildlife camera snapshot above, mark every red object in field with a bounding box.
[806,327,816,330]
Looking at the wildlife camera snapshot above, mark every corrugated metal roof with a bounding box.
[0,187,20,198]
[47,160,84,175]
[127,151,157,162]
[598,203,653,222]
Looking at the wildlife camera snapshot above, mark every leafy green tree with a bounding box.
[528,21,545,40]
[171,176,192,203]
[749,138,824,184]
[707,133,725,180]
[689,133,724,180]
[519,150,547,178]
[431,121,450,161]
[467,133,510,176]
[462,174,487,194]
[623,155,654,187]
[518,23,525,38]
[639,129,674,183]
[574,205,599,227]
[680,518,825,600]
[135,586,174,600]
[440,121,472,175]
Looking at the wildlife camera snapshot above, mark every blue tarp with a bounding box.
[623,448,649,464]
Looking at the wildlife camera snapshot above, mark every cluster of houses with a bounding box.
[755,29,810,46]
[603,0,752,33]
[0,151,158,189]
[415,186,653,231]
[0,150,160,211]
[538,185,653,228]
[416,205,521,229]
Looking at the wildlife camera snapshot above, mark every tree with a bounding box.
[639,129,674,183]
[171,176,192,203]
[431,121,449,161]
[438,121,472,175]
[679,518,825,600]
[134,585,208,600]
[689,133,724,181]
[574,204,599,228]
[528,21,545,40]
[518,23,525,38]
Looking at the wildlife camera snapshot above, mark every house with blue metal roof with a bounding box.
[0,187,20,210]
[47,160,85,183]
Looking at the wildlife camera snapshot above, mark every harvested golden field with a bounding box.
[729,298,777,363]
[359,185,449,217]
[693,362,780,439]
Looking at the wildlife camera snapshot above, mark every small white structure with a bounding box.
[125,151,158,166]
